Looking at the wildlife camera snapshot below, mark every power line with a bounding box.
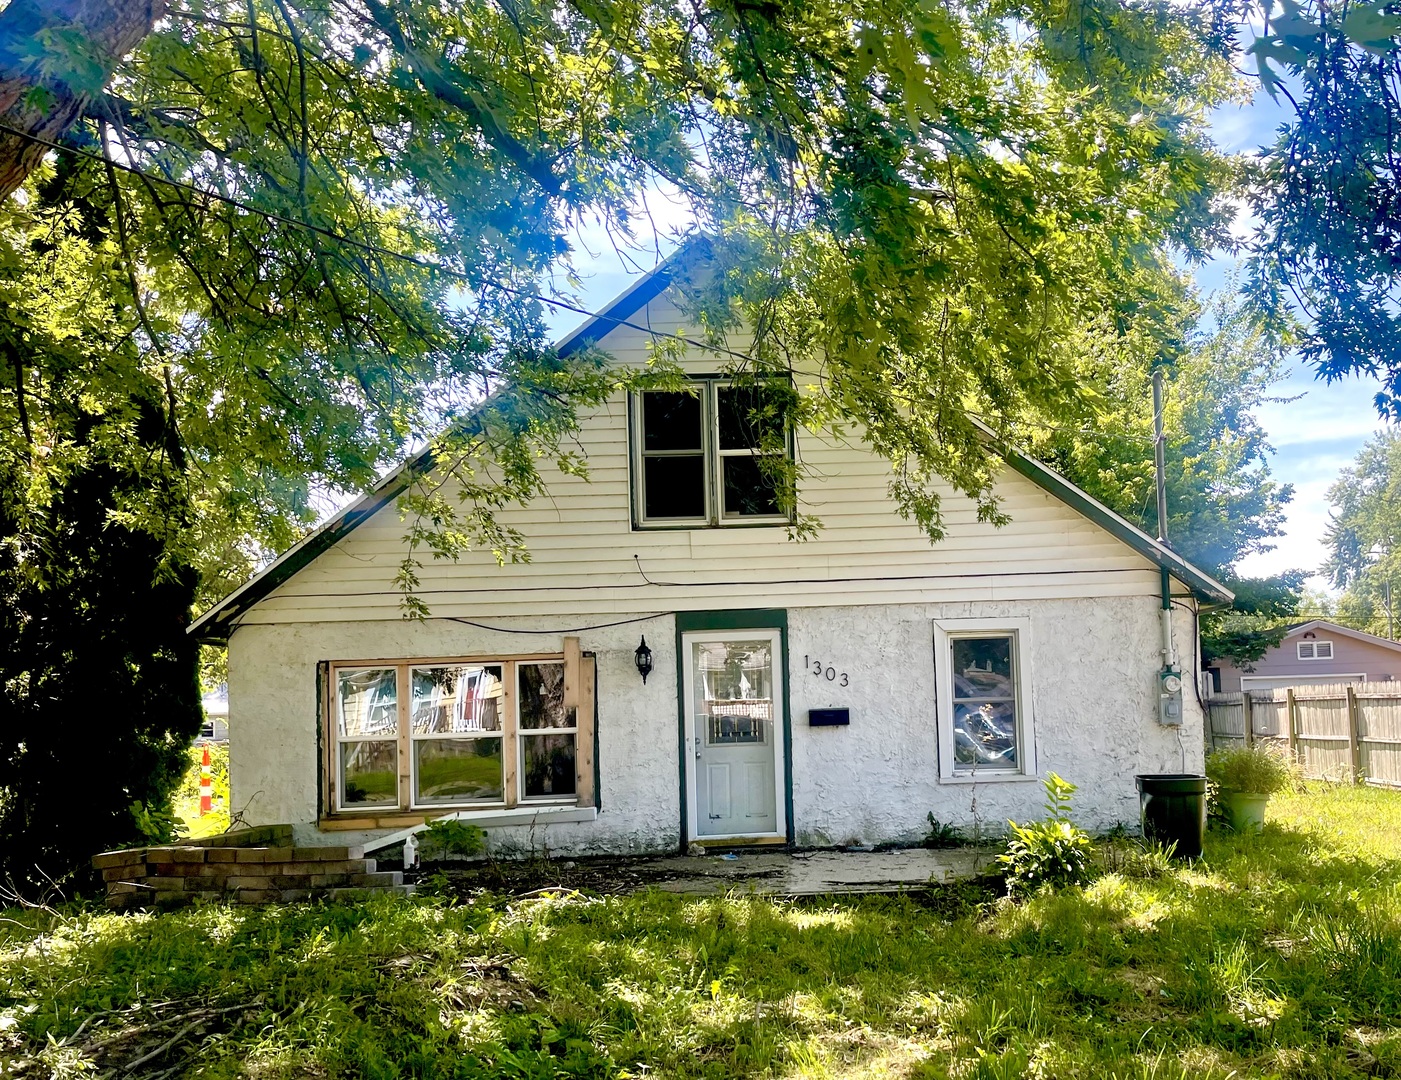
[259,564,1172,600]
[0,119,758,366]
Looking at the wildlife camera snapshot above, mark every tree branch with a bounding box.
[0,0,167,199]
[359,0,567,199]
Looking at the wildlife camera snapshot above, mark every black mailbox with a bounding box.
[808,708,850,727]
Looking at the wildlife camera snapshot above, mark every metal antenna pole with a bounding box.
[1152,368,1175,672]
[1153,369,1168,544]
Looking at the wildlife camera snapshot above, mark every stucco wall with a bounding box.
[1212,629,1401,692]
[227,595,1201,852]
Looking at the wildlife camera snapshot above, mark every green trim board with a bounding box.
[590,651,602,812]
[189,449,438,642]
[315,660,328,817]
[551,236,705,357]
[189,242,706,645]
[674,609,795,849]
[967,418,1234,607]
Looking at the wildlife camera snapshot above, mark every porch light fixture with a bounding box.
[635,636,654,684]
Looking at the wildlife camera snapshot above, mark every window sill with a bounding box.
[320,805,597,831]
[633,519,794,531]
[938,772,1043,785]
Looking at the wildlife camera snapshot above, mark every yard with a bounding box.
[4,784,1401,1079]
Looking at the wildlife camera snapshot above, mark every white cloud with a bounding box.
[1233,361,1387,583]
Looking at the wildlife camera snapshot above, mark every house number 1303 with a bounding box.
[803,656,849,687]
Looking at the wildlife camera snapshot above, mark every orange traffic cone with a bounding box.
[199,746,213,816]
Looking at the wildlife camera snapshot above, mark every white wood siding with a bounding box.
[239,297,1171,626]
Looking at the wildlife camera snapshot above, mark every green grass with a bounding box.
[6,784,1401,1078]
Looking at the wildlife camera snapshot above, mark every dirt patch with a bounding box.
[412,853,692,900]
[411,851,997,904]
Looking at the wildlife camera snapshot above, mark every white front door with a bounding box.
[683,629,785,840]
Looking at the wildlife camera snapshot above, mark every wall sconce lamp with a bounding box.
[635,636,654,684]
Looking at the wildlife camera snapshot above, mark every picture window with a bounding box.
[328,653,593,815]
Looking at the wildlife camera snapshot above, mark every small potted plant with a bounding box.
[1205,746,1292,831]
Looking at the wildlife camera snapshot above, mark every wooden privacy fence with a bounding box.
[1205,681,1401,787]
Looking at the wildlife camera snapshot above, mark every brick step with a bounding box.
[348,871,403,888]
[95,840,408,908]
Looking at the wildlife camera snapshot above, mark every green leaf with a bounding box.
[1341,4,1401,51]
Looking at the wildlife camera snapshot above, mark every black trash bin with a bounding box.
[1135,773,1207,859]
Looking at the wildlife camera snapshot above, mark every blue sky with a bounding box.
[1202,93,1390,585]
[548,87,1391,589]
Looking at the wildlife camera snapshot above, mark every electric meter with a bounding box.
[1158,667,1184,726]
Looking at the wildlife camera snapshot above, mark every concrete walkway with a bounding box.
[644,848,992,896]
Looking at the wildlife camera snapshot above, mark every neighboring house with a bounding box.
[190,260,1232,854]
[1208,620,1401,693]
[199,686,229,743]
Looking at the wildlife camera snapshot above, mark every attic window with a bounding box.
[1297,640,1334,660]
[631,379,793,528]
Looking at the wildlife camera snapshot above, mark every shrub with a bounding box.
[1206,746,1292,795]
[421,819,487,861]
[997,773,1094,896]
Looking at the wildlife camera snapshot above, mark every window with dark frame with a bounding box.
[634,379,792,527]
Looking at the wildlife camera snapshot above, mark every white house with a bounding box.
[191,259,1232,855]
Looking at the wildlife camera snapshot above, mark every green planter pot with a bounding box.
[1223,791,1270,832]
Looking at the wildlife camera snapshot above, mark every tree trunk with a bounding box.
[0,0,165,200]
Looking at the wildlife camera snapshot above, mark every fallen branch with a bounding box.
[121,1017,206,1071]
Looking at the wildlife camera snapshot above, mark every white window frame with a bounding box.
[1297,640,1334,660]
[630,379,793,529]
[933,617,1038,782]
[408,663,507,811]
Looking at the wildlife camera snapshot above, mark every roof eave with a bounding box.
[971,420,1234,606]
[188,245,698,644]
[1283,619,1401,653]
[191,244,1235,639]
[187,446,436,644]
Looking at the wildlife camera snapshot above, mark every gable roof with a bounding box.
[1280,619,1401,654]
[189,251,1233,643]
[967,417,1232,608]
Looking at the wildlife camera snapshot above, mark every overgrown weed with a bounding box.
[2,784,1401,1076]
